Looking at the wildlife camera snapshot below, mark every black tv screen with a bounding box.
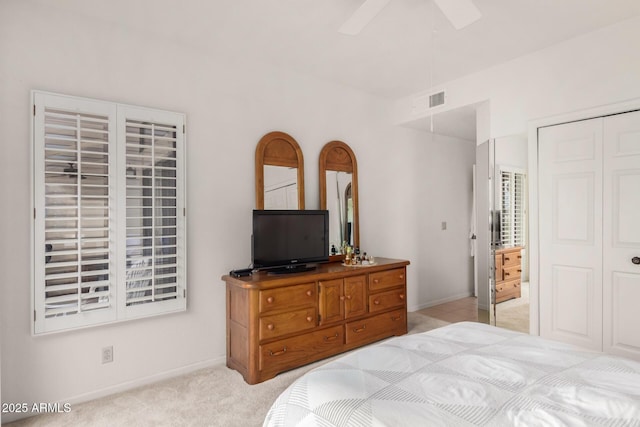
[252,210,329,270]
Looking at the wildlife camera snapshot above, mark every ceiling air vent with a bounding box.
[429,91,445,108]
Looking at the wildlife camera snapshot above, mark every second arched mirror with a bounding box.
[255,131,305,210]
[319,141,358,257]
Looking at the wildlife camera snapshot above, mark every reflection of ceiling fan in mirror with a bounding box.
[64,163,86,179]
[339,0,482,35]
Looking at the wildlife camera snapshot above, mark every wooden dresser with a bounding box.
[223,258,409,384]
[494,246,522,303]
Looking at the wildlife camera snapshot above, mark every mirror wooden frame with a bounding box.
[319,140,358,260]
[255,131,305,209]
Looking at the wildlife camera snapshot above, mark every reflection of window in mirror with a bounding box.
[264,165,298,209]
[499,166,526,248]
[326,171,352,250]
[344,183,353,246]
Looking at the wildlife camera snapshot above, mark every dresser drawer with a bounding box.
[496,279,521,303]
[369,268,406,291]
[259,307,316,341]
[259,325,343,372]
[345,309,406,347]
[502,249,521,268]
[502,264,521,281]
[369,288,405,313]
[259,283,315,313]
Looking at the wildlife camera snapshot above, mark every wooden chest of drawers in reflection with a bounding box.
[495,247,522,303]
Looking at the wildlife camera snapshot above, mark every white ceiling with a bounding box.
[29,0,640,140]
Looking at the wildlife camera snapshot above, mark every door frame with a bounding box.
[527,98,640,337]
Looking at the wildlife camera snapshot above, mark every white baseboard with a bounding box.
[2,356,226,423]
[409,292,475,312]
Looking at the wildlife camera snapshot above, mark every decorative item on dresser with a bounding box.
[494,246,522,303]
[223,257,409,384]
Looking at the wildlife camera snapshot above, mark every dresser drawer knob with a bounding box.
[306,290,313,297]
[399,274,404,279]
[266,297,274,304]
[391,316,401,321]
[340,296,345,301]
[267,323,274,331]
[269,347,287,356]
[399,294,405,300]
[324,332,339,342]
[352,325,366,333]
[373,279,380,284]
[373,299,380,305]
[504,272,510,277]
[306,316,313,322]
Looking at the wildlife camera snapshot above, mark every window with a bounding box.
[499,167,526,248]
[32,91,186,334]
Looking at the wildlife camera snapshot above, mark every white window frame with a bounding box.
[499,165,526,248]
[31,91,187,334]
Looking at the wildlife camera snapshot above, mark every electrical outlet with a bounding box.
[441,221,447,230]
[102,346,113,364]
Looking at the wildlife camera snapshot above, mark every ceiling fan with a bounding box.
[339,0,482,35]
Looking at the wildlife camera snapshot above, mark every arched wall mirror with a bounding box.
[319,141,358,256]
[255,131,305,210]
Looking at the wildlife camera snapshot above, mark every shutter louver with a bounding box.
[125,120,179,307]
[42,108,112,318]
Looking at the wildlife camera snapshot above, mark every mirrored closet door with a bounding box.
[493,135,529,333]
[476,136,529,333]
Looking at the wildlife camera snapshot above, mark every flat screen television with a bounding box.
[491,210,502,248]
[252,209,329,273]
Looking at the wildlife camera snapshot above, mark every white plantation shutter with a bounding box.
[33,92,186,334]
[34,94,118,333]
[117,106,186,318]
[500,168,526,248]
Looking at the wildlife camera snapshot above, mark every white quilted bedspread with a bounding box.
[264,322,640,426]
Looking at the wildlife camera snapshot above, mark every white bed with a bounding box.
[264,322,640,426]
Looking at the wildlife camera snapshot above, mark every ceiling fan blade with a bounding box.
[433,0,482,30]
[338,0,391,36]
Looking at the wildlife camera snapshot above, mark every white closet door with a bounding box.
[603,110,640,360]
[539,119,603,351]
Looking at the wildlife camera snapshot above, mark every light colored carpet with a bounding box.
[496,303,530,334]
[6,312,449,427]
[496,282,530,333]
